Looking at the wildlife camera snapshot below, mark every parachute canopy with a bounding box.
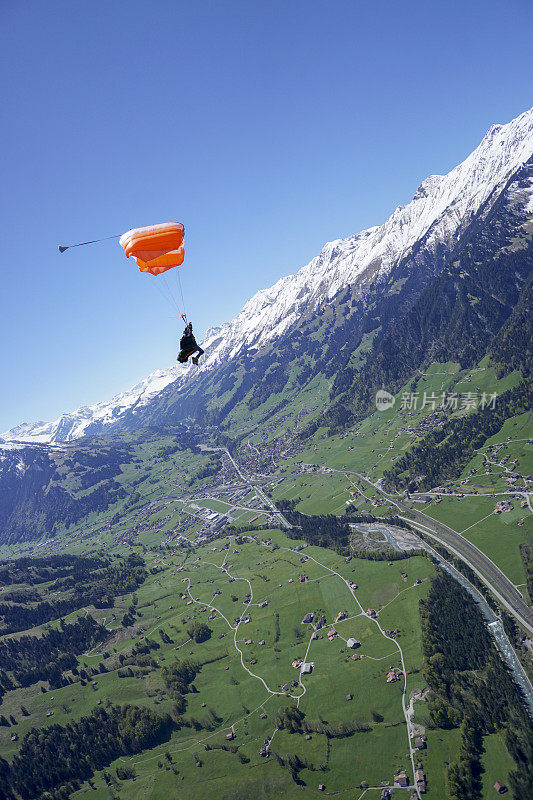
[119,222,185,276]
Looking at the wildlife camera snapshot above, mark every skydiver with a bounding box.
[177,321,205,365]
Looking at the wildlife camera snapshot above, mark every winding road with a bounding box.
[184,536,422,798]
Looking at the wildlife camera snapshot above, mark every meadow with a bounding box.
[0,526,441,799]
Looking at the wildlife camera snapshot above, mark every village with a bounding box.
[152,527,443,796]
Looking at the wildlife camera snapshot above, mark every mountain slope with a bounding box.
[3,167,531,544]
[327,155,533,428]
[0,427,200,544]
[3,107,533,444]
[2,367,185,444]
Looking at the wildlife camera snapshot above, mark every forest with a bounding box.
[326,184,533,431]
[0,426,200,544]
[0,554,105,587]
[276,501,416,559]
[0,704,173,799]
[0,553,146,634]
[276,503,351,553]
[519,544,533,602]
[0,615,106,689]
[419,571,533,799]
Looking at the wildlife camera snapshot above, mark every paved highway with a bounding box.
[195,446,533,632]
[355,472,533,635]
[308,463,533,633]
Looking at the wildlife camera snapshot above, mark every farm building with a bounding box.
[386,668,402,682]
[347,638,361,649]
[393,770,409,787]
[301,662,313,674]
[415,768,427,793]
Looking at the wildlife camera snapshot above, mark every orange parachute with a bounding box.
[119,222,185,276]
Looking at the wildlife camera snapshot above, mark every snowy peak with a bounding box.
[3,107,533,444]
[3,366,190,444]
[199,107,533,355]
[413,175,444,200]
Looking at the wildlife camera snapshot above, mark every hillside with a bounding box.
[0,427,203,545]
[0,109,532,800]
[3,107,533,444]
[3,147,531,548]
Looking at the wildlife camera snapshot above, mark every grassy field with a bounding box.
[2,356,530,799]
[480,732,515,797]
[423,477,532,587]
[1,527,440,799]
[421,727,462,798]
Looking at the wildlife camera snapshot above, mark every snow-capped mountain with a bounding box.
[2,368,186,444]
[3,107,533,444]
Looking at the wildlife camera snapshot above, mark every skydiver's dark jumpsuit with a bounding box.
[177,323,204,364]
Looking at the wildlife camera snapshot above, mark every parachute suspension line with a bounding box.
[150,276,181,314]
[161,274,183,317]
[176,268,188,321]
[58,233,122,252]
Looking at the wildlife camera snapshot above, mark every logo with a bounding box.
[375,389,395,411]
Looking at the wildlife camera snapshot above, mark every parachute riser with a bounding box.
[58,233,123,253]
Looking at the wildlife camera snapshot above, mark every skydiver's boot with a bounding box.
[192,356,199,365]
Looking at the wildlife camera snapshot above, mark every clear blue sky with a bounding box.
[1,0,532,432]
